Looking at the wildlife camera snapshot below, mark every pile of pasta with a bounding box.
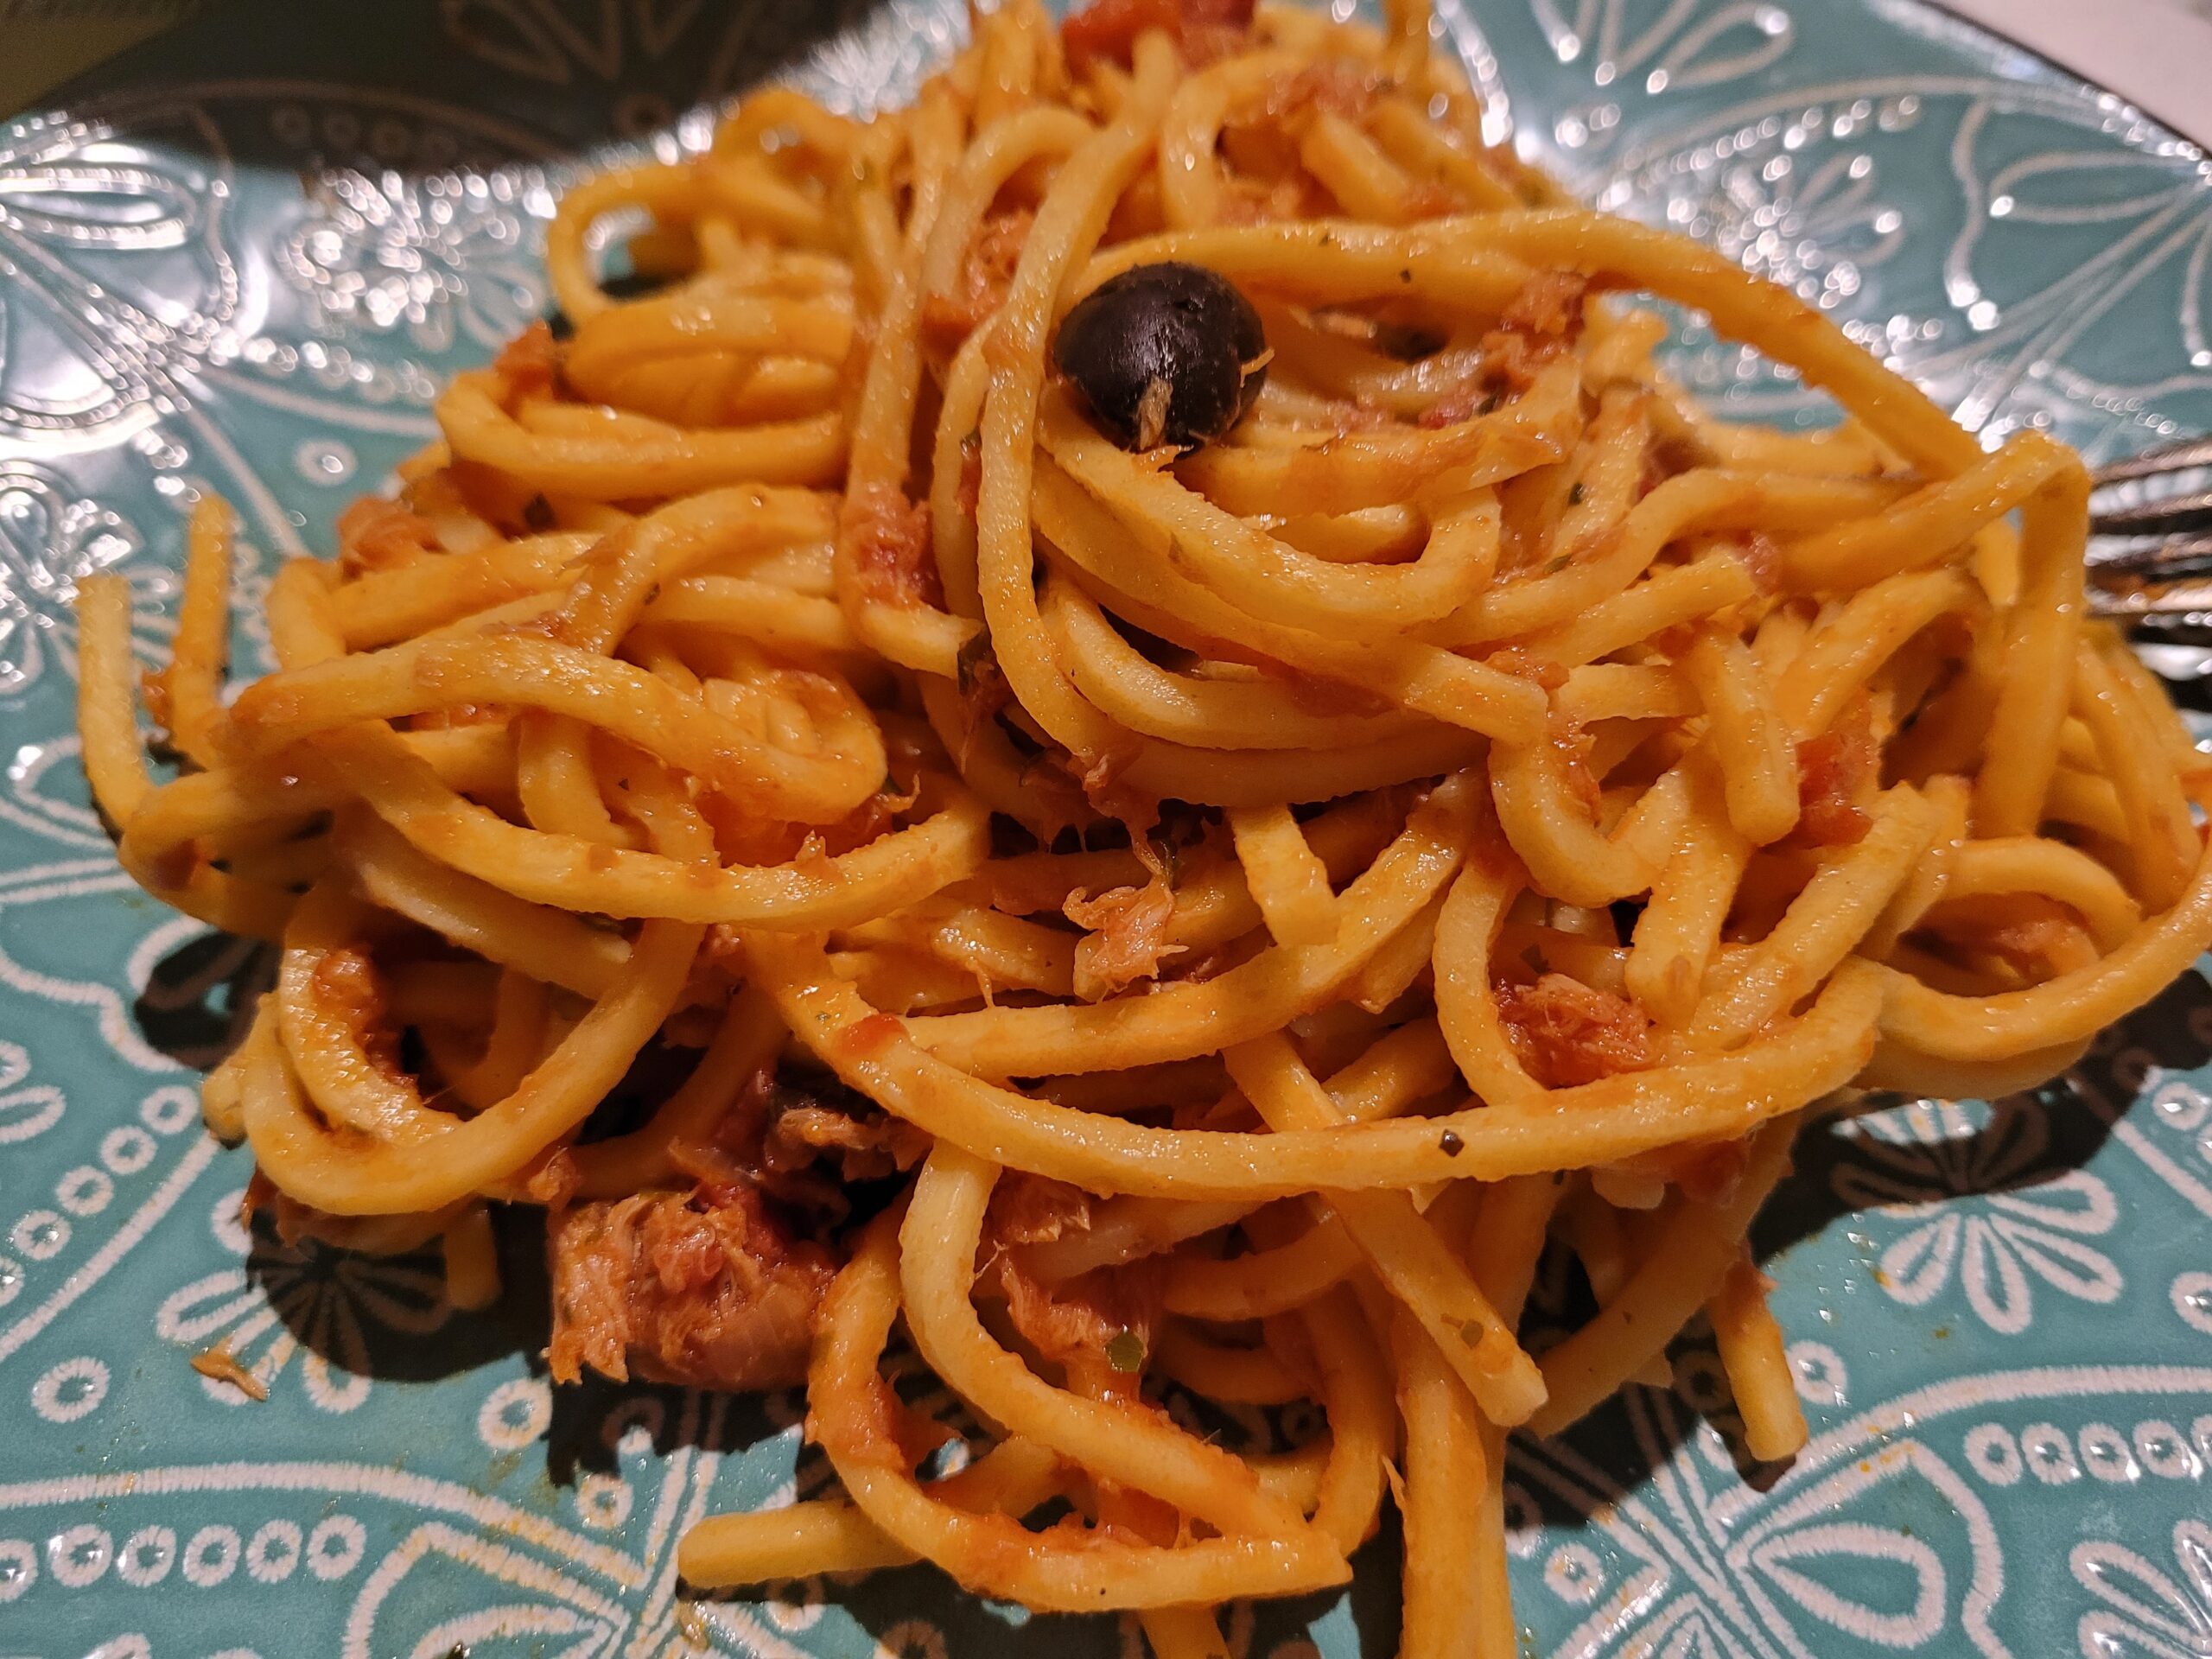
[77,0,2212,1649]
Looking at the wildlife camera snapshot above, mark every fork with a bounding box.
[2086,433,2212,619]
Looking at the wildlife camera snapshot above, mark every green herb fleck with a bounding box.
[1543,553,1572,575]
[1152,836,1182,891]
[1155,802,1211,848]
[1105,1330,1147,1373]
[1458,1318,1486,1346]
[1148,804,1209,891]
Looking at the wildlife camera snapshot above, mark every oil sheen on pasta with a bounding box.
[74,0,2212,1651]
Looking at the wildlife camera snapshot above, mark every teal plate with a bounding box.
[3,3,2211,1656]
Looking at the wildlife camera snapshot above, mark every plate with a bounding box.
[3,3,2210,1656]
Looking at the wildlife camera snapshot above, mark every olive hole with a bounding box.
[1372,321,1450,362]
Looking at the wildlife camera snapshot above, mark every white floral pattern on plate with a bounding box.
[0,461,161,696]
[0,105,238,442]
[1830,1097,2123,1335]
[276,168,548,359]
[2073,1518,2212,1659]
[155,1188,452,1413]
[0,1,2210,1654]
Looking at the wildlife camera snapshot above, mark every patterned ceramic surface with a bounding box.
[2,3,2209,1656]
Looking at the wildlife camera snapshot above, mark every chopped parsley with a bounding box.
[1152,836,1182,891]
[1105,1330,1147,1373]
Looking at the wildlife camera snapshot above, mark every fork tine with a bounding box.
[2088,491,2212,538]
[2088,533,2212,580]
[2087,531,2212,616]
[2089,576,2212,618]
[2092,434,2212,486]
[2085,433,2212,632]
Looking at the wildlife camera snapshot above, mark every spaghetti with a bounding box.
[77,0,2212,1649]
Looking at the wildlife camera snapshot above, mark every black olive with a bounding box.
[1053,262,1268,452]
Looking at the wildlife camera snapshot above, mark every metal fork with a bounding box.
[2087,434,2212,620]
